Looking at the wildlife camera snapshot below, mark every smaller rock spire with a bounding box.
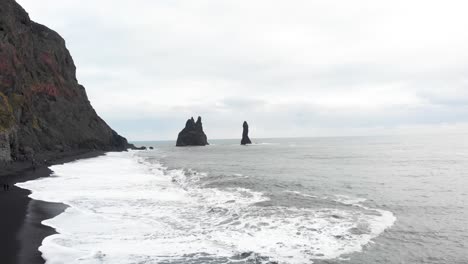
[241,121,252,145]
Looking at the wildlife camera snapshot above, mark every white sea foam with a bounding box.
[333,195,367,206]
[17,151,396,264]
[253,142,280,145]
[284,190,318,198]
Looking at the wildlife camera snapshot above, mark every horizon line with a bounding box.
[129,131,468,143]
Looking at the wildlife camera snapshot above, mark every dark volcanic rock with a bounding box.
[134,146,147,150]
[241,121,252,145]
[0,0,132,163]
[176,116,208,146]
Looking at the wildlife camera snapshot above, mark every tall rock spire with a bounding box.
[241,121,252,145]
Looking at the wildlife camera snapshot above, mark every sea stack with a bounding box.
[176,116,208,146]
[0,0,132,166]
[241,121,252,145]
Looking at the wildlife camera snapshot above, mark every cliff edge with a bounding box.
[0,0,132,165]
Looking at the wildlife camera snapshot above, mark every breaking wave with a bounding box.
[17,151,395,264]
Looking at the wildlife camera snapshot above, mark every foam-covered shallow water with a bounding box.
[18,151,394,264]
[17,135,468,263]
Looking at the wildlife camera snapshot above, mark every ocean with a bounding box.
[17,135,468,264]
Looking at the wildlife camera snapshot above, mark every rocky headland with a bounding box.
[241,121,252,145]
[0,0,133,174]
[176,116,208,146]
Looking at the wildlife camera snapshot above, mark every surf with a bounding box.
[17,151,396,264]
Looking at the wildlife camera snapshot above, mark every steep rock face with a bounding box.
[0,0,131,162]
[176,116,208,146]
[241,121,252,145]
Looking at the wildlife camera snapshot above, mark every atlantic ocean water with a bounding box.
[17,135,468,264]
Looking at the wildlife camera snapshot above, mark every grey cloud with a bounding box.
[16,0,468,140]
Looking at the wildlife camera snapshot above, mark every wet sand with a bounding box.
[0,151,104,264]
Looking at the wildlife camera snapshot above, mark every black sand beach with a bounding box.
[0,151,104,264]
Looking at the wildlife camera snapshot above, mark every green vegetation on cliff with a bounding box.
[0,92,15,132]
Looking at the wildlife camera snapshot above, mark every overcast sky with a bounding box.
[18,0,468,140]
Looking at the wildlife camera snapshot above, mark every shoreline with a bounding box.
[0,151,106,264]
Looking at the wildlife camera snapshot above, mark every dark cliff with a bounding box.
[241,121,252,145]
[176,116,208,146]
[0,0,132,164]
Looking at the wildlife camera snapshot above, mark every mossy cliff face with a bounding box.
[0,92,14,132]
[0,0,131,162]
[0,92,16,161]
